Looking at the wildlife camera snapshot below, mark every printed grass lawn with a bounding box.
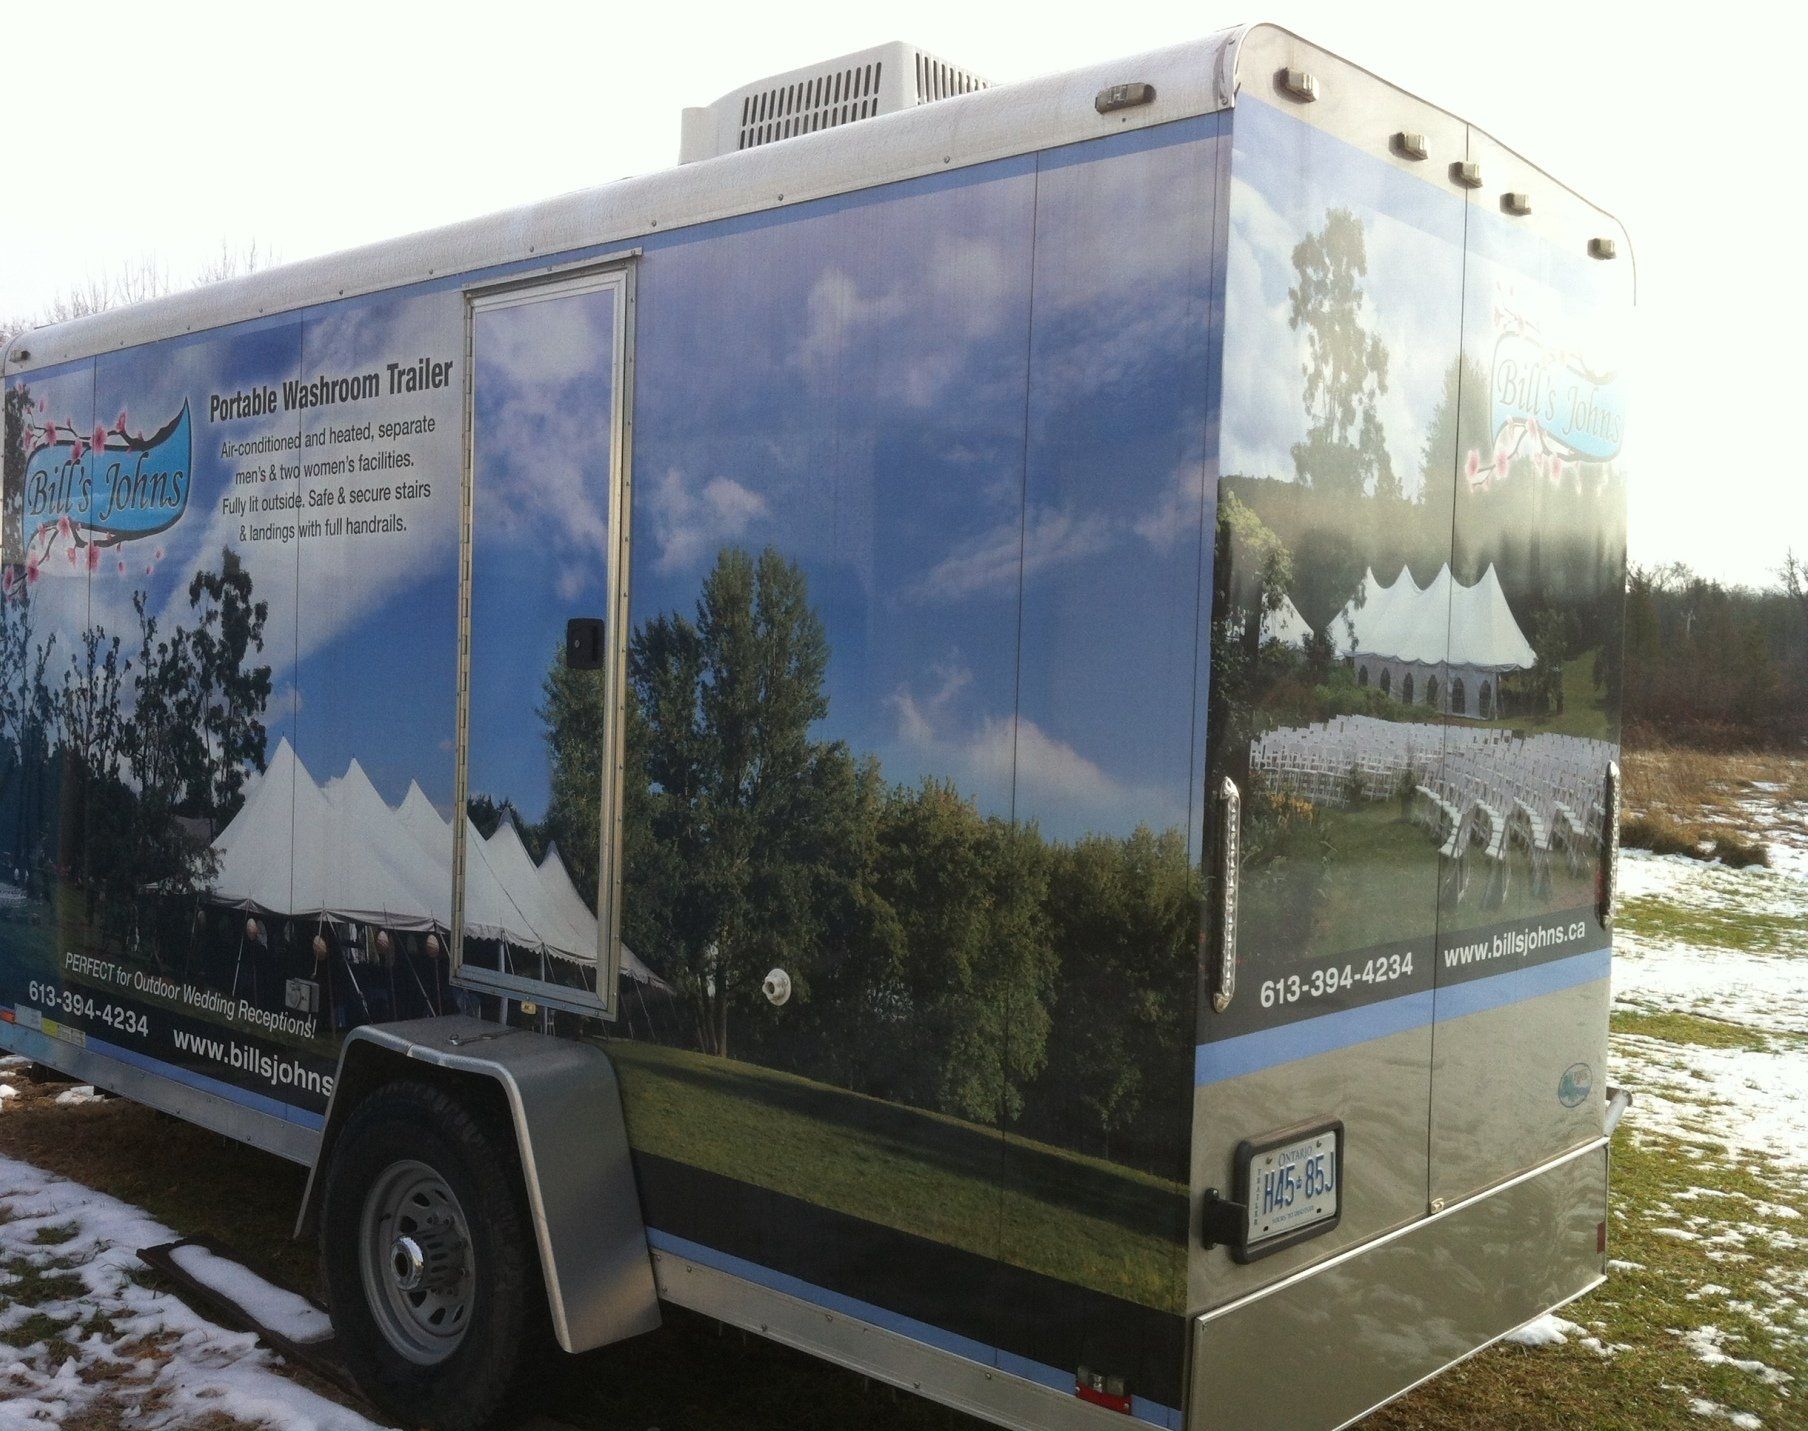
[1462,652,1614,742]
[607,1039,1188,1312]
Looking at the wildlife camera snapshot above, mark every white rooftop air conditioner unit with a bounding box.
[679,41,990,164]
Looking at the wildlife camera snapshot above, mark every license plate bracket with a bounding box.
[1216,1118,1344,1264]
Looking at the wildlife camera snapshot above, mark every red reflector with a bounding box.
[1597,1220,1608,1254]
[0,1009,14,1023]
[1076,1382,1133,1415]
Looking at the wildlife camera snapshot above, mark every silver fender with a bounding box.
[296,1015,660,1353]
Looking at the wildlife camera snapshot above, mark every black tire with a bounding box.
[320,1080,546,1430]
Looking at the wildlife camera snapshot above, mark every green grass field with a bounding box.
[610,1040,1187,1312]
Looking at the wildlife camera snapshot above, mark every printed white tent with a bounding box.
[1336,564,1535,715]
[1262,593,1314,648]
[208,744,670,985]
[394,782,562,961]
[537,841,672,993]
[483,821,592,965]
[1447,564,1537,672]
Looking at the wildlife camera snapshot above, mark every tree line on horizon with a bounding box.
[538,545,1198,1179]
[1620,557,1808,747]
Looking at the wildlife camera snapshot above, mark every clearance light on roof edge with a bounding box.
[1276,67,1318,102]
[1095,81,1156,115]
[1391,130,1429,161]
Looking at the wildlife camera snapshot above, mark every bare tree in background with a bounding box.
[1,241,272,344]
[1783,550,1808,623]
[191,238,269,287]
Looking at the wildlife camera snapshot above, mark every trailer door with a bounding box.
[1192,84,1467,1313]
[1425,131,1629,1204]
[455,262,635,1018]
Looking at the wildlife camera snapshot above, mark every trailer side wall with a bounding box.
[2,111,1229,1428]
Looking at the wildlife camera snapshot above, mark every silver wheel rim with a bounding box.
[359,1158,475,1365]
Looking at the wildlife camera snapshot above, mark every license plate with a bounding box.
[1246,1130,1339,1246]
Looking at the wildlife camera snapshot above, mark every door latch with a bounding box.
[565,617,606,670]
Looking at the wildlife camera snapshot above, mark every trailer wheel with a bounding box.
[321,1080,544,1430]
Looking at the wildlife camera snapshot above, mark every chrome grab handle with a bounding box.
[1210,776,1241,1013]
[1598,760,1621,930]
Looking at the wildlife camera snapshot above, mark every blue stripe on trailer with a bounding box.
[646,1228,1183,1429]
[85,1030,327,1127]
[1195,946,1612,1086]
[1195,990,1436,1086]
[1432,944,1612,1022]
[0,1018,325,1128]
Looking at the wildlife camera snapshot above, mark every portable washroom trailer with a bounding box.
[0,24,1631,1431]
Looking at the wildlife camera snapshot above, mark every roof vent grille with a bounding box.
[738,60,885,152]
[915,52,987,105]
[681,42,990,164]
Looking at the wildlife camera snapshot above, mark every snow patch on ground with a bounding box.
[0,1150,385,1429]
[1504,1313,1579,1347]
[1601,835,1808,1425]
[1673,1325,1793,1387]
[1614,851,1808,1176]
[1502,1314,1617,1357]
[1688,1396,1763,1429]
[1612,1034,1808,1173]
[51,1085,105,1107]
[1621,847,1808,932]
[168,1241,334,1346]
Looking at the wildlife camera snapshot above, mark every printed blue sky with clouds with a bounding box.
[11,109,1381,852]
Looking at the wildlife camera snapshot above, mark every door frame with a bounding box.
[452,253,638,1018]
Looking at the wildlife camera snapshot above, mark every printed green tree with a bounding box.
[858,779,1053,1124]
[184,549,272,826]
[1211,492,1297,789]
[1421,355,1493,495]
[541,546,1067,1132]
[2,385,28,562]
[1034,826,1195,1164]
[623,546,844,1060]
[1288,208,1395,502]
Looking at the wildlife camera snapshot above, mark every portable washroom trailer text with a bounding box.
[0,24,1631,1431]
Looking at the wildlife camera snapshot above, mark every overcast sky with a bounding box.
[6,0,1795,586]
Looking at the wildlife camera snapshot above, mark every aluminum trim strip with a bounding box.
[1194,1136,1608,1328]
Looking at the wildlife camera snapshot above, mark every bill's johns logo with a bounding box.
[1558,1061,1594,1108]
[22,401,192,556]
[1485,301,1625,478]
